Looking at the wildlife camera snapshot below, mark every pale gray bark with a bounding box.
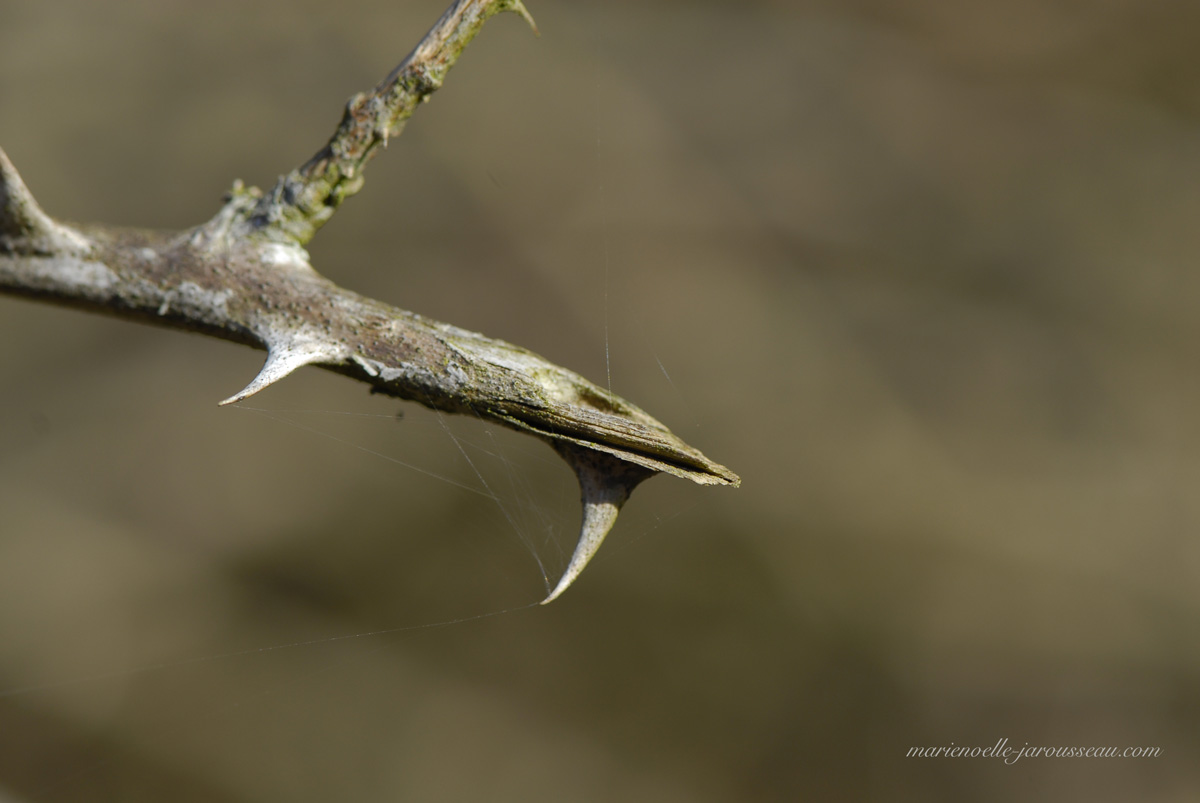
[0,0,737,602]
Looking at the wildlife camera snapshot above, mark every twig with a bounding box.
[0,0,738,603]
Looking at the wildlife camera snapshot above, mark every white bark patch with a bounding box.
[32,258,117,294]
[351,354,381,377]
[443,357,471,390]
[260,242,312,269]
[173,281,235,316]
[376,365,405,383]
[377,361,445,389]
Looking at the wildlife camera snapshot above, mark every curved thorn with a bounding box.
[0,147,90,254]
[218,342,327,406]
[0,147,50,235]
[542,443,655,604]
[508,0,539,36]
[541,475,623,604]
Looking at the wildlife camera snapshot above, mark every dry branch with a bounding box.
[0,0,738,603]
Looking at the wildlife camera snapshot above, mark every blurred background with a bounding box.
[1,0,1198,800]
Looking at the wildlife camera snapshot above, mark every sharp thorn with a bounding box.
[541,443,654,604]
[218,342,326,406]
[0,146,90,254]
[509,1,539,36]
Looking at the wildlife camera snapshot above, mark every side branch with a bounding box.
[245,0,537,245]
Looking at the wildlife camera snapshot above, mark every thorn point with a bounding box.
[218,343,326,406]
[510,1,539,36]
[541,442,654,603]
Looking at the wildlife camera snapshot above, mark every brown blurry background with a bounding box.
[1,0,1199,800]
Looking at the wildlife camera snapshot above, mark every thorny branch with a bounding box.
[0,0,738,603]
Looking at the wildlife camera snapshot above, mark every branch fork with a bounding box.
[0,0,737,603]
